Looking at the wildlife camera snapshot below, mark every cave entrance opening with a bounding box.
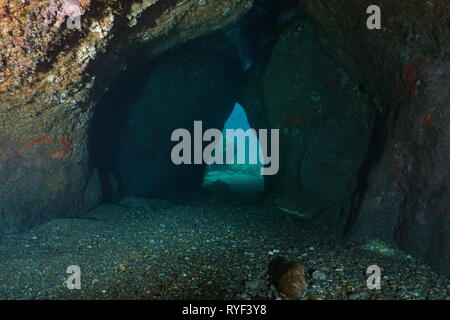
[89,40,245,204]
[202,103,265,203]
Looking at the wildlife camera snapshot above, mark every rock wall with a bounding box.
[300,0,449,277]
[241,19,376,224]
[0,0,252,235]
[243,0,449,275]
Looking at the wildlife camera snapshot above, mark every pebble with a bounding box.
[245,280,266,291]
[312,270,326,281]
[349,293,362,300]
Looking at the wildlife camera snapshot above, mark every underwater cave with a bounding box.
[0,0,448,301]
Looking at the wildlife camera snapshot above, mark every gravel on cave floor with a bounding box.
[0,198,448,300]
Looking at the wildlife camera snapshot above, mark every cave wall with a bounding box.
[0,0,253,235]
[301,0,449,277]
[243,0,449,275]
[241,19,376,223]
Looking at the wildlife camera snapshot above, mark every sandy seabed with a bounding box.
[0,198,448,300]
